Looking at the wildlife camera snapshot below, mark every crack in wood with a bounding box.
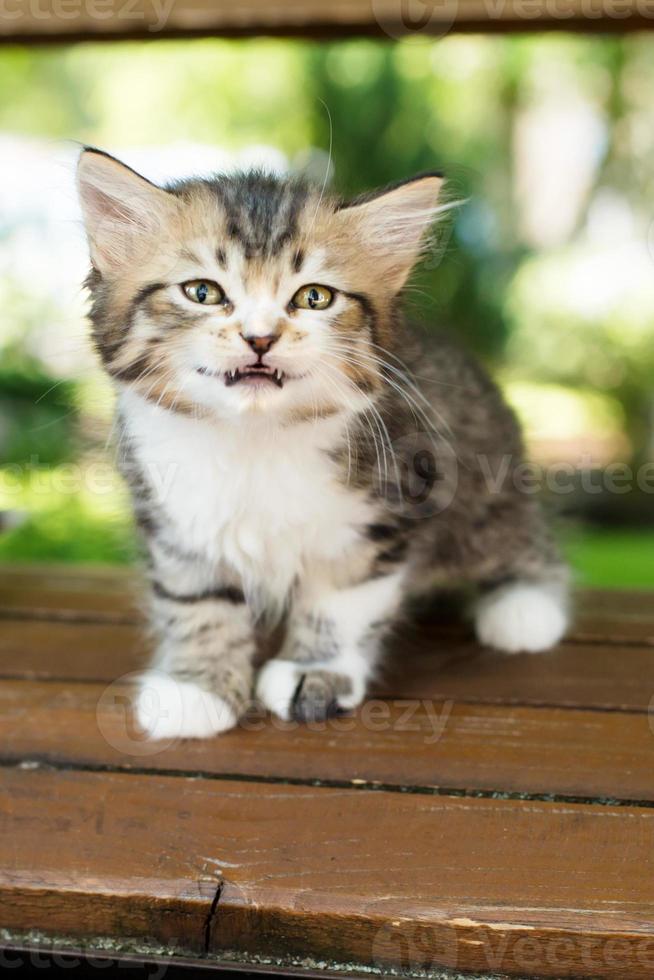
[202,879,224,955]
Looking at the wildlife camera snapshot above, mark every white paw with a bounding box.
[256,658,367,722]
[135,671,238,739]
[475,583,568,654]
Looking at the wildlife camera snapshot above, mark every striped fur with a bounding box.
[78,149,569,738]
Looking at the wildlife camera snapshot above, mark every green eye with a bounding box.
[182,280,224,305]
[291,284,334,311]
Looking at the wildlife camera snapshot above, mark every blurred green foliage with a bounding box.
[0,495,135,564]
[0,34,653,583]
[563,528,654,589]
[0,357,78,466]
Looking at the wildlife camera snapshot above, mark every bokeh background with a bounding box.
[1,35,653,586]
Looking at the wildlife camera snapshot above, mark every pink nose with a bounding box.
[241,334,278,355]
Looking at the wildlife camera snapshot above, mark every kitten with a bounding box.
[77,148,569,739]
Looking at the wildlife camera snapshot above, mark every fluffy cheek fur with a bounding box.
[105,288,381,422]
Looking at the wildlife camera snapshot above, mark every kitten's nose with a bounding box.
[241,333,278,355]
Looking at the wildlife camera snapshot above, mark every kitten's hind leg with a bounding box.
[256,571,405,723]
[473,573,569,654]
[464,492,571,654]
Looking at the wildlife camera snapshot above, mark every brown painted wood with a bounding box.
[2,678,654,801]
[0,766,218,953]
[0,565,142,623]
[2,767,654,979]
[2,0,654,44]
[378,630,654,710]
[0,618,149,680]
[574,590,654,645]
[212,786,654,979]
[2,613,654,711]
[2,569,654,977]
[1,565,652,645]
[413,589,654,646]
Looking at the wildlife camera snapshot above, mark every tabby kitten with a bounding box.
[77,148,569,739]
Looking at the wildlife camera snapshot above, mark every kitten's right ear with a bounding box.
[335,173,445,293]
[77,149,177,275]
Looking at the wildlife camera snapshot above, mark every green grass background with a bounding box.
[0,495,651,590]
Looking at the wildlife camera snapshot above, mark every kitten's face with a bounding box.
[78,151,442,423]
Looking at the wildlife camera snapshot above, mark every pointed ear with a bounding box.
[77,148,178,274]
[338,174,445,292]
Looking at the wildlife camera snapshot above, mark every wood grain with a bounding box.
[2,767,654,979]
[0,565,141,623]
[0,767,219,953]
[378,631,654,710]
[1,565,651,645]
[2,613,654,711]
[0,619,149,680]
[1,678,654,800]
[2,569,654,977]
[1,0,653,43]
[574,590,654,646]
[212,785,654,979]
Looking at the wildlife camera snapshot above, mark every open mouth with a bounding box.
[197,364,285,389]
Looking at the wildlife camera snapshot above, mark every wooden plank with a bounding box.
[2,614,653,711]
[413,589,654,647]
[1,0,653,43]
[0,767,219,954]
[574,590,654,645]
[0,563,134,588]
[2,678,654,801]
[0,619,149,680]
[378,629,654,711]
[1,566,652,645]
[2,767,654,979]
[0,565,141,623]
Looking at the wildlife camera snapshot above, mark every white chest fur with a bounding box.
[120,391,373,603]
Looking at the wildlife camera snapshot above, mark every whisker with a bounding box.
[307,97,334,236]
[319,356,403,501]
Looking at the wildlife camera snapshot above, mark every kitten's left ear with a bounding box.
[337,174,444,292]
[77,148,178,275]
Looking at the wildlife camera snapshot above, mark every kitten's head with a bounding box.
[77,149,444,422]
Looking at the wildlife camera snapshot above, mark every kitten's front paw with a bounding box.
[475,583,568,654]
[256,660,365,723]
[135,672,238,739]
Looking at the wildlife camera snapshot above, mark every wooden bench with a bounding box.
[1,564,653,978]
